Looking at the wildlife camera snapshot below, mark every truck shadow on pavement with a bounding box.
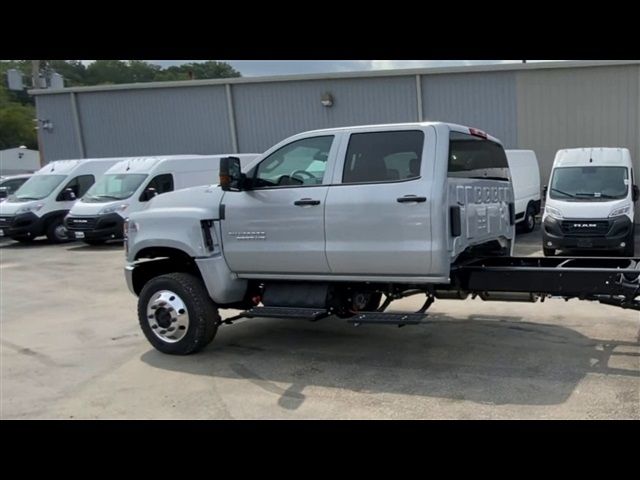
[141,314,639,410]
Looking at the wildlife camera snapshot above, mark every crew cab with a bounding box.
[124,122,516,354]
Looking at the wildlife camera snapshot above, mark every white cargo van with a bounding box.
[506,150,541,232]
[0,158,124,243]
[542,147,638,256]
[65,154,259,244]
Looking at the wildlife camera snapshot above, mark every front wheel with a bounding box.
[138,273,220,355]
[46,218,73,243]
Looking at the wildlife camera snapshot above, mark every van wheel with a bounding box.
[138,273,220,355]
[543,247,555,256]
[522,205,536,233]
[46,218,72,243]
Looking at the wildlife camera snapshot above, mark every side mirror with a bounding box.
[543,185,548,197]
[633,185,639,202]
[61,187,77,201]
[140,187,158,202]
[0,188,7,199]
[220,156,244,191]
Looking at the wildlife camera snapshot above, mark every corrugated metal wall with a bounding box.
[35,65,640,201]
[36,94,81,160]
[76,86,233,157]
[515,65,640,187]
[233,76,417,152]
[422,71,518,148]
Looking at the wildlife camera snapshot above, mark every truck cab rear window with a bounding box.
[342,130,424,184]
[448,131,509,181]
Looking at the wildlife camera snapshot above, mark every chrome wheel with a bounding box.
[146,290,189,343]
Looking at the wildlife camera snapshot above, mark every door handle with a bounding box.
[294,198,321,206]
[397,195,427,203]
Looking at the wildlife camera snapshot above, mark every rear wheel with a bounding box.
[521,205,536,233]
[46,218,72,243]
[138,272,220,355]
[543,247,555,256]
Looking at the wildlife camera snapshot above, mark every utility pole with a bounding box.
[32,60,41,88]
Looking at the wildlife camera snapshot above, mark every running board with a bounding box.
[243,306,329,321]
[347,312,426,325]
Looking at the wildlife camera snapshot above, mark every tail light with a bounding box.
[469,127,488,139]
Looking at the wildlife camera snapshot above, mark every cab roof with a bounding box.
[297,121,503,145]
[554,148,632,168]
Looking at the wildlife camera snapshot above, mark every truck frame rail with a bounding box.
[448,256,640,310]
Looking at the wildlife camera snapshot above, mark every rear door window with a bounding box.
[448,131,509,181]
[342,130,424,184]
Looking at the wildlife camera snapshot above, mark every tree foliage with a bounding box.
[0,60,241,150]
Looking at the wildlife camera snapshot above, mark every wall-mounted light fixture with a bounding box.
[321,92,334,107]
[35,118,54,132]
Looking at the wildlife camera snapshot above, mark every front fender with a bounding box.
[127,207,216,262]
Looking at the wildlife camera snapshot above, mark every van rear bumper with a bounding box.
[542,215,633,251]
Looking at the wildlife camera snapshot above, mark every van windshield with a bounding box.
[550,166,628,201]
[83,173,148,202]
[13,175,67,200]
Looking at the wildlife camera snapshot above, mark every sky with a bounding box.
[80,60,538,76]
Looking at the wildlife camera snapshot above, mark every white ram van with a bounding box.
[0,158,124,243]
[542,147,638,256]
[65,154,259,244]
[505,150,541,232]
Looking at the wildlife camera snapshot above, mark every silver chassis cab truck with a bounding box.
[124,122,640,355]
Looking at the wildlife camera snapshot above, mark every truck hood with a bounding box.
[0,199,41,215]
[69,200,121,216]
[131,184,223,219]
[545,198,630,219]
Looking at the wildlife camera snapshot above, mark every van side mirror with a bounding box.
[0,187,7,199]
[633,185,639,202]
[543,185,548,197]
[140,187,158,202]
[61,187,77,201]
[220,156,244,191]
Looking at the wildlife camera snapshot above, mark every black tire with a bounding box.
[138,272,220,355]
[543,247,555,256]
[521,205,536,233]
[46,218,73,243]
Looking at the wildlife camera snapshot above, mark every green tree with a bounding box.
[162,61,240,80]
[0,85,37,149]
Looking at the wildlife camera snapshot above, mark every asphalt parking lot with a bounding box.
[1,225,639,419]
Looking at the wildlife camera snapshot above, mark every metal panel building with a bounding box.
[31,60,640,191]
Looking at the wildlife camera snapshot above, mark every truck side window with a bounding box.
[254,136,334,188]
[342,131,424,184]
[57,174,95,200]
[145,174,174,196]
[448,132,509,181]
